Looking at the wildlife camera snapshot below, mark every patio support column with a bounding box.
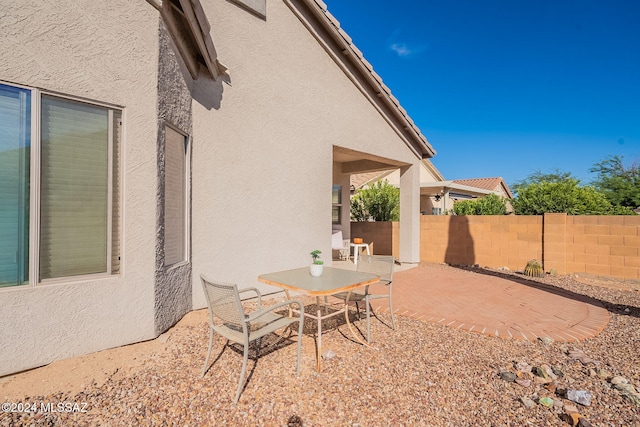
[399,163,420,263]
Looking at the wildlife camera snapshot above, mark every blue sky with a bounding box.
[322,0,640,188]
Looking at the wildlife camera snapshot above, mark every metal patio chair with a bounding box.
[200,275,305,404]
[331,254,395,343]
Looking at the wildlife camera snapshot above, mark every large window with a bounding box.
[0,82,121,288]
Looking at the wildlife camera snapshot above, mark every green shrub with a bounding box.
[452,194,508,215]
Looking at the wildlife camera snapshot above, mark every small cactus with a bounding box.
[524,259,544,277]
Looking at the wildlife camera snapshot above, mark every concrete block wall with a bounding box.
[564,215,640,279]
[420,214,640,280]
[420,215,543,271]
[351,221,394,256]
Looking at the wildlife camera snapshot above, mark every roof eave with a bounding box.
[148,0,227,81]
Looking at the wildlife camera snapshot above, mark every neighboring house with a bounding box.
[422,177,514,214]
[451,177,514,199]
[351,162,513,215]
[0,0,435,376]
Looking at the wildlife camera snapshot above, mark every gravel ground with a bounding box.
[1,267,640,426]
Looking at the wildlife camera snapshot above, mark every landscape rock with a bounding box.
[567,348,600,366]
[561,404,585,427]
[534,364,558,382]
[534,375,553,385]
[543,382,556,393]
[542,364,558,380]
[566,389,592,406]
[612,381,640,406]
[538,336,554,346]
[563,403,580,413]
[519,396,537,409]
[621,392,640,406]
[561,411,582,426]
[594,367,611,379]
[539,397,554,407]
[610,376,628,386]
[321,349,336,360]
[551,366,564,377]
[499,371,517,382]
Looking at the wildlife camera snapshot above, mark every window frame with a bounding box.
[332,185,342,225]
[0,81,123,288]
[163,123,190,269]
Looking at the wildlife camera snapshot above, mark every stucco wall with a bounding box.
[154,23,194,335]
[190,0,423,306]
[0,0,429,376]
[0,1,160,375]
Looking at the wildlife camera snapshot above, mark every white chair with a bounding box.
[332,230,351,261]
[200,275,305,404]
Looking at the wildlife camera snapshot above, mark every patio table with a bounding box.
[258,266,379,372]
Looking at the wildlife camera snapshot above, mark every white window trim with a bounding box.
[163,123,191,270]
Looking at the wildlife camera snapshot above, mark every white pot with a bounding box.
[309,264,324,277]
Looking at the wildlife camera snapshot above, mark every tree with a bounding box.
[512,169,576,196]
[350,180,399,221]
[590,155,640,209]
[452,194,508,215]
[511,173,634,215]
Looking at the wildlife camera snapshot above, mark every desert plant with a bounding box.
[310,250,323,265]
[524,259,544,277]
[350,180,399,221]
[452,194,508,215]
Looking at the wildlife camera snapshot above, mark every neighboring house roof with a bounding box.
[295,0,436,160]
[452,177,513,198]
[351,170,395,191]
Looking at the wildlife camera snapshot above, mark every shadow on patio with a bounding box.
[361,262,616,342]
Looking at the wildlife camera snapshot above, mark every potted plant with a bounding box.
[309,249,324,277]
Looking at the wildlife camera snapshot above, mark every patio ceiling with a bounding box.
[333,146,407,174]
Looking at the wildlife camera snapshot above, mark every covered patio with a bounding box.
[332,146,426,264]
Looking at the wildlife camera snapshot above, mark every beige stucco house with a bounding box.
[0,0,434,376]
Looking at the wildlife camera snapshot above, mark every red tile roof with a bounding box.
[452,177,513,198]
